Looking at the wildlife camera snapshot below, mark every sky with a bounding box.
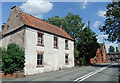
[0,0,118,52]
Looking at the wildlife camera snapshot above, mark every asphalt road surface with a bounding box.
[2,63,120,83]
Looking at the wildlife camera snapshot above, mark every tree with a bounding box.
[116,47,119,52]
[2,43,25,75]
[77,27,99,65]
[99,1,120,42]
[109,45,115,52]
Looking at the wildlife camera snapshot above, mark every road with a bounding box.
[2,63,119,83]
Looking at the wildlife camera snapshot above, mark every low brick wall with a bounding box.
[0,71,24,78]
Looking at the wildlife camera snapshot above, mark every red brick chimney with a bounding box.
[2,23,5,30]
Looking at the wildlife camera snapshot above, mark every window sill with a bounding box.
[36,65,44,68]
[54,47,59,49]
[37,44,44,47]
[65,48,69,50]
[65,63,69,65]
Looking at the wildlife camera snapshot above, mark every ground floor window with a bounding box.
[65,54,69,65]
[37,53,43,66]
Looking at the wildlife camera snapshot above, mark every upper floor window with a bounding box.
[65,39,68,50]
[65,54,69,65]
[37,32,44,46]
[37,53,43,66]
[54,37,58,49]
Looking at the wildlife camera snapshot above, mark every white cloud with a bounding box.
[82,0,87,9]
[97,35,108,38]
[93,21,101,29]
[97,10,106,17]
[97,35,108,43]
[20,0,53,18]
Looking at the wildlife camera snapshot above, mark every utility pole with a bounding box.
[88,21,90,28]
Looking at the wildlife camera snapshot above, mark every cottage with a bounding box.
[2,6,74,75]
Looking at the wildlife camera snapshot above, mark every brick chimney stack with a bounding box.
[2,23,5,30]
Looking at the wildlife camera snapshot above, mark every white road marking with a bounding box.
[73,63,116,82]
[78,67,107,82]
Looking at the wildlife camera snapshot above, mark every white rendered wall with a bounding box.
[24,27,74,75]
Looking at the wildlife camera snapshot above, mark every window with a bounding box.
[37,53,43,66]
[65,54,69,65]
[65,39,68,50]
[37,32,44,46]
[54,37,58,49]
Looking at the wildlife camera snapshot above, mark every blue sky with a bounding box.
[0,0,118,52]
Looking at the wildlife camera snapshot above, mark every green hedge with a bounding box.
[2,43,25,75]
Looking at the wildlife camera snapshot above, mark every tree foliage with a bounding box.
[99,1,120,42]
[43,12,99,65]
[116,47,119,52]
[109,45,115,52]
[77,27,99,65]
[2,43,25,75]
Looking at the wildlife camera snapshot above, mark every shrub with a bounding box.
[2,43,25,75]
[80,57,86,66]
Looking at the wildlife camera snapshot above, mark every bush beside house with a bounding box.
[2,43,25,75]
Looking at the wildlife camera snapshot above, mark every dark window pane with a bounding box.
[66,60,68,64]
[37,60,40,65]
[37,54,40,59]
[37,53,43,66]
[54,37,58,48]
[65,55,69,65]
[40,54,43,59]
[65,40,68,49]
[38,33,43,45]
[40,60,42,65]
[65,55,68,59]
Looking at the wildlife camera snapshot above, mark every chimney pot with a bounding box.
[11,6,19,11]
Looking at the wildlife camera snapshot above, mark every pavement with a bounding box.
[2,62,120,83]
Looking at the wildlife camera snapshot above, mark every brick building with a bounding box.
[90,43,108,64]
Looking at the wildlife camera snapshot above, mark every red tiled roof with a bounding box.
[18,11,74,40]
